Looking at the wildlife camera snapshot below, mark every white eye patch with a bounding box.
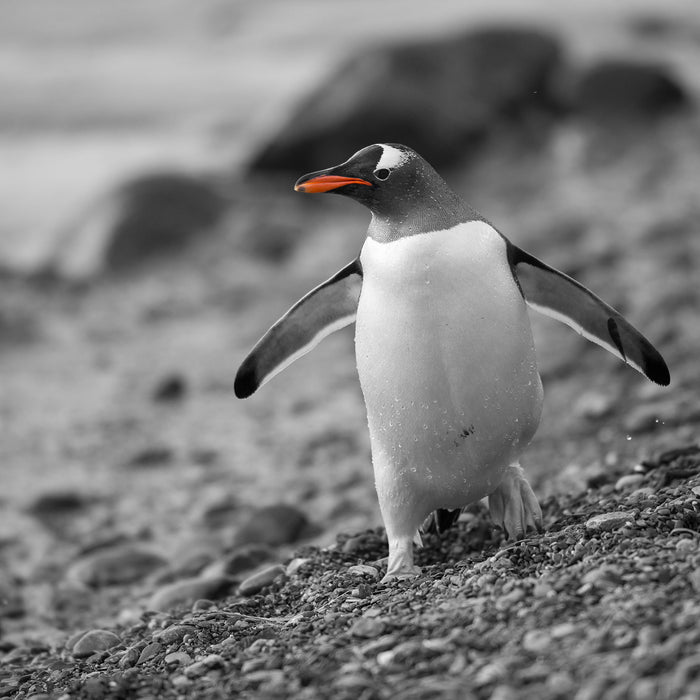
[376,144,410,170]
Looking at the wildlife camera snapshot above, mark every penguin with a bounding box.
[234,143,670,582]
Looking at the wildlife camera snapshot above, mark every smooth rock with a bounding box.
[147,576,234,612]
[233,504,308,547]
[585,511,635,532]
[575,60,690,121]
[239,565,286,596]
[72,630,121,658]
[251,27,563,172]
[66,544,168,587]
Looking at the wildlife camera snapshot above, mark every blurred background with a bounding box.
[1,0,699,642]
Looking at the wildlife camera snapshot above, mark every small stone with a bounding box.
[239,565,286,596]
[244,669,285,686]
[152,374,187,402]
[185,654,226,678]
[72,629,121,658]
[350,617,386,639]
[585,511,635,532]
[286,558,311,576]
[147,576,233,612]
[233,504,308,546]
[137,642,162,664]
[164,652,193,666]
[171,675,190,689]
[66,544,167,587]
[582,566,622,587]
[689,569,700,594]
[615,474,645,490]
[154,625,196,645]
[126,445,174,468]
[347,564,380,580]
[522,629,551,654]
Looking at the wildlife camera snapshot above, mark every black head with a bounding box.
[294,144,477,240]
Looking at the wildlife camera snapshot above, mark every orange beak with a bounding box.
[294,175,373,194]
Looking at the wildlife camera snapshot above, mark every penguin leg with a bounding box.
[488,463,542,540]
[375,476,424,583]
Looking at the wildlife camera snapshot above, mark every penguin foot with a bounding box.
[381,536,422,583]
[488,463,543,540]
[380,564,422,584]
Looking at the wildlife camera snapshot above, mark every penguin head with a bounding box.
[294,143,453,220]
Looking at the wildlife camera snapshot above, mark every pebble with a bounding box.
[522,629,551,654]
[118,646,141,669]
[211,545,275,576]
[147,576,233,612]
[137,642,162,664]
[347,564,380,580]
[574,391,615,419]
[239,565,286,596]
[126,444,174,468]
[72,630,121,658]
[585,511,635,532]
[244,669,285,686]
[286,557,311,576]
[66,544,168,587]
[152,373,187,402]
[233,504,308,546]
[164,652,193,666]
[615,474,645,490]
[349,617,386,639]
[184,654,226,678]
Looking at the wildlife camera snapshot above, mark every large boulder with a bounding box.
[47,172,229,280]
[250,27,564,172]
[574,60,690,121]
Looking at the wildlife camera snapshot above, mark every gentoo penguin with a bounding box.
[235,144,670,581]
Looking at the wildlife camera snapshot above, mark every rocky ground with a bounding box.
[2,2,700,699]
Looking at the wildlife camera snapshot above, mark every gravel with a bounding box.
[1,445,699,698]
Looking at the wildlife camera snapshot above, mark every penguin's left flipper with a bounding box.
[234,258,363,398]
[508,243,670,386]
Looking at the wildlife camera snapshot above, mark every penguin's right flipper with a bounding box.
[234,258,363,398]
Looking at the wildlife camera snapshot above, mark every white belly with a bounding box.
[356,221,543,522]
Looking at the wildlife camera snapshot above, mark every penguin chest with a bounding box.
[355,222,543,508]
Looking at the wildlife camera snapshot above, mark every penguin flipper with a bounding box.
[234,258,363,398]
[508,243,670,386]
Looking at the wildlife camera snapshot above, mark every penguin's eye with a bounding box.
[374,168,391,181]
